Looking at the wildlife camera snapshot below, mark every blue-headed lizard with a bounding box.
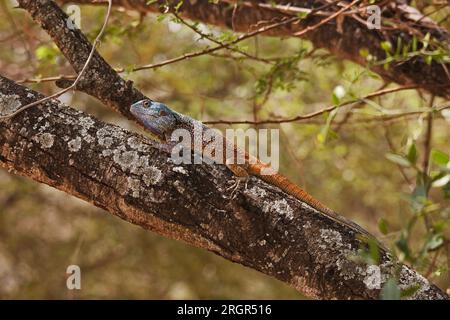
[130,99,382,244]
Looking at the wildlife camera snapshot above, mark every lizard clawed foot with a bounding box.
[226,176,249,200]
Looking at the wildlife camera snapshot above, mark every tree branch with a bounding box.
[55,0,450,99]
[0,74,448,299]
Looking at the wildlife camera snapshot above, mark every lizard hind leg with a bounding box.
[225,164,250,200]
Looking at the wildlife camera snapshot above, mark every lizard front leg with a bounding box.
[225,164,250,200]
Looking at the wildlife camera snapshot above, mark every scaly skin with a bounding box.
[130,99,382,245]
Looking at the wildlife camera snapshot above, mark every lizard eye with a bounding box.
[143,100,150,107]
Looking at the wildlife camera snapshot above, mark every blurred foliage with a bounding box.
[0,0,449,298]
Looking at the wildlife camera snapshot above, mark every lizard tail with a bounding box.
[248,164,335,216]
[246,161,381,243]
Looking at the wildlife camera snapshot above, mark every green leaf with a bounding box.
[413,172,431,201]
[156,14,167,22]
[359,48,370,58]
[317,109,339,145]
[380,41,392,53]
[425,234,444,251]
[174,0,183,12]
[296,12,309,19]
[422,33,431,51]
[332,93,340,105]
[444,181,450,199]
[381,278,401,300]
[378,218,389,235]
[407,143,417,165]
[368,238,380,265]
[412,36,417,52]
[431,149,449,166]
[395,234,411,260]
[35,45,59,63]
[385,153,411,167]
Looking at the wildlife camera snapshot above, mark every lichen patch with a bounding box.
[113,150,139,171]
[33,132,55,149]
[0,93,21,116]
[172,166,188,175]
[245,186,267,199]
[68,137,82,152]
[263,198,294,220]
[363,265,382,290]
[142,166,163,186]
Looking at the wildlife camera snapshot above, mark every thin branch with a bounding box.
[204,85,419,125]
[293,0,360,37]
[333,82,389,132]
[422,95,436,233]
[219,0,366,18]
[283,103,450,127]
[425,249,440,278]
[383,124,414,187]
[423,95,435,175]
[172,11,274,64]
[337,103,450,125]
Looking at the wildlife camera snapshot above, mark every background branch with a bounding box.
[56,0,450,99]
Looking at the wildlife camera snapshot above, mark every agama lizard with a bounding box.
[130,99,382,244]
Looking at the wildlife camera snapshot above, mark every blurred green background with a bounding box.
[0,0,448,298]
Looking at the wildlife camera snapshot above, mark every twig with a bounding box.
[294,0,360,37]
[425,249,440,278]
[422,95,436,232]
[383,124,414,187]
[423,95,435,175]
[219,0,364,18]
[334,82,389,132]
[172,11,273,64]
[204,85,418,125]
[0,0,113,120]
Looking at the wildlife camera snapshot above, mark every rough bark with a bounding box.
[0,75,448,299]
[56,0,450,99]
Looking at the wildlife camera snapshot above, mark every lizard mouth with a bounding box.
[145,123,165,141]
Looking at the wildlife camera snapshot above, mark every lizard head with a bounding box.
[130,99,178,141]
